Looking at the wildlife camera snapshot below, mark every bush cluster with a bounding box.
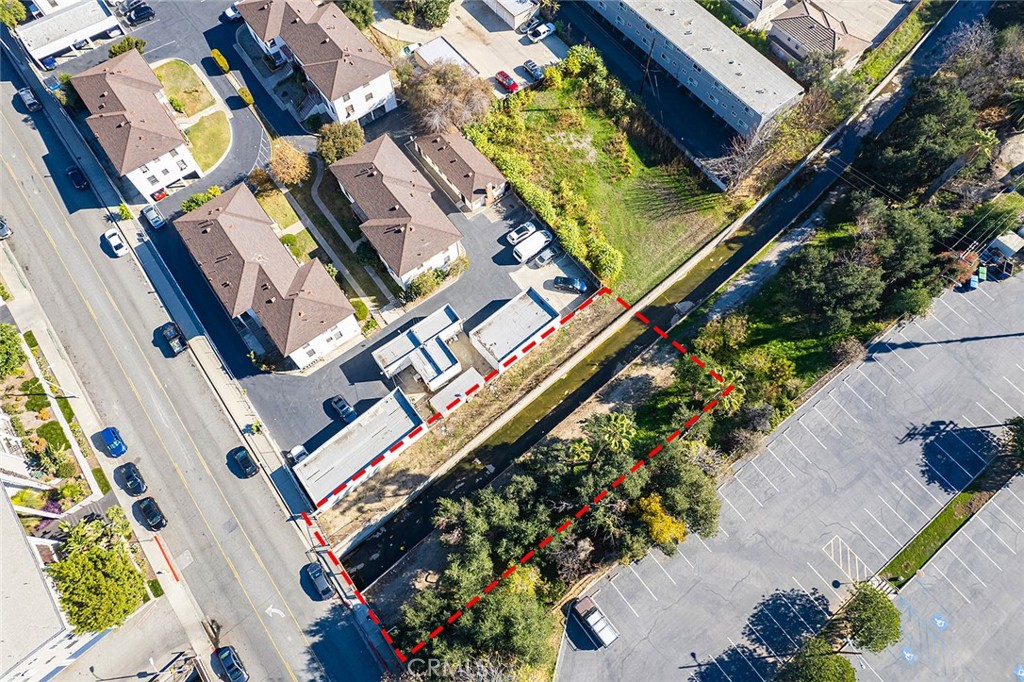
[179,185,222,214]
[211,49,229,74]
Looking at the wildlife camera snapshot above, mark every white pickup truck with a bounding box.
[573,597,619,647]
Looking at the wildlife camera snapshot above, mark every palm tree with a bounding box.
[1004,80,1024,131]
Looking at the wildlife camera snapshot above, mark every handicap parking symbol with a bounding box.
[932,613,948,631]
[901,647,917,664]
[1014,664,1024,681]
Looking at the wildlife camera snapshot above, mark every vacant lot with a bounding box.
[154,60,214,117]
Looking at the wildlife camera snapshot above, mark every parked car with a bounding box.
[230,446,259,478]
[138,496,167,530]
[117,0,145,15]
[330,396,357,423]
[533,245,560,267]
[524,59,545,82]
[126,5,155,25]
[288,445,310,464]
[160,322,186,355]
[215,647,249,682]
[513,229,553,264]
[517,16,541,35]
[507,221,537,245]
[39,56,57,71]
[141,204,165,228]
[573,597,619,647]
[104,228,129,258]
[552,276,588,295]
[72,38,91,51]
[528,22,555,43]
[0,216,11,241]
[495,71,519,94]
[223,2,242,21]
[119,462,147,496]
[66,165,89,190]
[17,87,41,112]
[101,426,127,457]
[401,42,421,56]
[305,562,334,600]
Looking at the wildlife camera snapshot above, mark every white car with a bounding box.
[507,221,537,245]
[141,204,165,228]
[528,22,555,43]
[223,2,242,21]
[104,228,129,258]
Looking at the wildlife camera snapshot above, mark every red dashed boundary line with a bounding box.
[311,288,615,510]
[312,290,731,663]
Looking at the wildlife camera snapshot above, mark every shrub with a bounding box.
[37,421,70,451]
[543,65,563,90]
[180,186,222,213]
[317,121,364,164]
[238,87,254,106]
[417,0,453,27]
[117,203,132,221]
[23,330,39,349]
[830,337,866,365]
[339,0,375,30]
[167,96,185,113]
[0,324,27,379]
[56,457,78,480]
[356,241,379,265]
[406,270,441,301]
[211,49,230,74]
[352,299,370,321]
[10,415,25,437]
[362,317,379,335]
[0,279,9,301]
[92,466,111,495]
[108,36,145,58]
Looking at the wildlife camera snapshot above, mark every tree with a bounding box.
[0,0,26,28]
[636,493,687,551]
[418,0,453,28]
[47,546,146,632]
[776,636,856,682]
[108,36,146,58]
[179,185,222,213]
[844,582,902,653]
[1006,80,1024,131]
[551,535,594,583]
[406,62,492,133]
[317,121,364,164]
[887,284,934,317]
[270,140,311,186]
[338,0,375,30]
[0,323,26,379]
[789,50,844,88]
[830,337,866,366]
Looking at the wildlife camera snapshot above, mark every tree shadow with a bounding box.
[899,420,1001,493]
[689,642,776,682]
[742,588,830,658]
[303,599,387,682]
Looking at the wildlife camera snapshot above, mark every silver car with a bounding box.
[141,204,165,228]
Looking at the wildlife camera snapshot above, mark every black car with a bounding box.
[126,5,155,24]
[231,446,259,478]
[305,562,333,600]
[329,396,357,423]
[160,322,187,355]
[552,276,588,295]
[117,0,145,15]
[66,165,89,190]
[119,462,147,496]
[138,497,167,530]
[215,647,249,682]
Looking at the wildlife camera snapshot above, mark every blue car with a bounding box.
[101,426,127,457]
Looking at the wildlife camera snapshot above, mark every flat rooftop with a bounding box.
[414,37,478,76]
[1,494,65,677]
[470,287,557,367]
[372,304,461,373]
[293,390,422,506]
[18,0,118,57]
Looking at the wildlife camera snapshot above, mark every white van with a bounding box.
[573,597,619,647]
[513,229,552,263]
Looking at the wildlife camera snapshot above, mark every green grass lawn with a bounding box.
[856,0,948,85]
[882,491,976,588]
[185,111,230,172]
[154,60,214,117]
[280,229,318,263]
[316,179,363,241]
[256,187,300,228]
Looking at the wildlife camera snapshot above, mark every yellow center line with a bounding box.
[1,115,320,680]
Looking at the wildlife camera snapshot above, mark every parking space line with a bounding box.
[856,367,887,397]
[931,564,971,604]
[767,445,797,478]
[813,405,843,435]
[976,285,995,301]
[921,457,958,492]
[628,563,659,600]
[652,555,680,582]
[891,482,930,520]
[744,622,783,658]
[750,459,780,491]
[870,355,903,384]
[716,524,729,538]
[851,520,888,560]
[936,296,968,323]
[988,387,1019,415]
[727,636,768,682]
[823,535,871,582]
[916,325,941,345]
[719,490,748,523]
[777,590,821,638]
[806,561,843,598]
[898,329,930,360]
[782,431,814,464]
[841,378,874,409]
[1017,363,1024,374]
[827,391,859,423]
[608,579,640,617]
[949,548,987,586]
[929,312,956,335]
[880,341,915,372]
[733,474,764,508]
[877,495,917,533]
[977,517,1016,555]
[696,534,714,553]
[975,401,1002,425]
[990,500,1024,534]
[931,440,975,479]
[861,657,887,682]
[961,532,1003,571]
[1004,375,1024,400]
[865,508,902,545]
[761,607,800,650]
[905,470,942,505]
[791,577,831,618]
[710,656,738,682]
[947,427,989,466]
[799,412,832,445]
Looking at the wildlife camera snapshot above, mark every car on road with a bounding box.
[573,596,619,647]
[524,59,545,82]
[101,426,127,457]
[66,165,89,190]
[223,2,242,21]
[0,216,11,241]
[495,70,519,94]
[552,276,588,295]
[528,22,555,43]
[119,462,147,496]
[141,204,165,228]
[215,646,249,682]
[160,322,186,355]
[533,245,560,267]
[517,16,541,35]
[305,562,333,600]
[126,4,155,25]
[513,229,552,264]
[17,87,41,112]
[507,221,537,245]
[138,496,167,530]
[231,446,259,478]
[330,395,357,423]
[104,228,129,258]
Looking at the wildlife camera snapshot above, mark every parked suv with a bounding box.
[573,596,619,647]
[119,462,147,496]
[101,426,127,457]
[138,497,167,530]
[160,322,186,355]
[215,647,249,682]
[17,87,41,112]
[305,562,334,600]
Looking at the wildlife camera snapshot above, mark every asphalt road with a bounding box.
[341,0,994,589]
[0,51,379,682]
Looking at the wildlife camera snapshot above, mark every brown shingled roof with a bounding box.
[415,132,506,205]
[237,0,392,100]
[175,184,355,356]
[330,136,464,279]
[773,1,870,58]
[71,50,186,175]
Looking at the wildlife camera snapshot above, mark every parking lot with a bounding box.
[557,273,1024,682]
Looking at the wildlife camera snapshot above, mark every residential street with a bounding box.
[0,50,380,682]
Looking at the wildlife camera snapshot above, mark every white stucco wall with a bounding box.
[124,143,201,203]
[393,242,462,290]
[288,314,361,369]
[326,72,397,124]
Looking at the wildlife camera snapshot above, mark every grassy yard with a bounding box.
[280,229,318,263]
[316,178,362,241]
[154,60,214,117]
[256,186,300,228]
[185,111,230,172]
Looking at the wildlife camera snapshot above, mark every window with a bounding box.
[140,164,149,173]
[615,15,622,24]
[178,160,188,171]
[709,94,719,105]
[365,92,373,102]
[162,168,170,176]
[343,93,351,102]
[307,348,316,358]
[345,105,355,116]
[693,65,702,73]
[169,149,179,158]
[738,120,748,131]
[686,77,697,87]
[147,175,158,184]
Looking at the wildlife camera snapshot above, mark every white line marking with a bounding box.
[851,520,888,560]
[877,495,916,533]
[782,431,813,464]
[734,474,765,508]
[898,329,929,360]
[727,636,767,682]
[750,459,780,491]
[870,356,903,385]
[842,378,874,409]
[976,285,995,301]
[881,342,915,372]
[989,388,1019,415]
[976,401,1003,425]
[711,656,738,682]
[768,446,797,478]
[696,535,715,553]
[949,548,987,586]
[777,590,819,634]
[798,418,829,450]
[653,555,681,582]
[977,517,1016,555]
[720,490,748,523]
[891,482,930,520]
[813,405,843,435]
[792,577,831,618]
[865,508,902,545]
[916,325,940,345]
[828,391,860,423]
[931,440,975,479]
[744,621,783,658]
[861,656,887,682]
[990,500,1024,535]
[921,457,958,492]
[1017,363,1024,374]
[905,470,942,505]
[716,524,729,539]
[961,532,1002,571]
[856,367,888,397]
[947,427,988,466]
[806,561,843,599]
[629,564,660,600]
[1008,488,1024,508]
[930,313,956,335]
[1004,376,1024,400]
[936,296,968,323]
[932,564,971,603]
[608,579,639,617]
[759,606,800,648]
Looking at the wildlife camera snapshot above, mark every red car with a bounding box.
[495,71,519,94]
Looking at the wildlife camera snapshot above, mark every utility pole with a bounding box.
[638,35,656,99]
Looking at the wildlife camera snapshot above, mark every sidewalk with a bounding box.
[0,244,218,678]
